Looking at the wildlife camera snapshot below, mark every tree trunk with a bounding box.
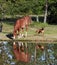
[36,15,39,22]
[44,0,48,23]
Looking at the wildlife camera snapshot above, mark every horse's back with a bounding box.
[15,16,31,27]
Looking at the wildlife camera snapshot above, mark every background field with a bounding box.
[0,21,57,42]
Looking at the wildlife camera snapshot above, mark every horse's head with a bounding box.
[24,16,32,26]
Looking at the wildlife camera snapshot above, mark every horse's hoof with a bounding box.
[18,34,25,39]
[21,34,24,37]
[23,35,26,37]
[18,36,22,39]
[12,36,15,39]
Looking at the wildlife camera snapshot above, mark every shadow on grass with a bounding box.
[6,33,13,39]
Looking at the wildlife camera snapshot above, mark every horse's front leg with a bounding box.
[13,28,21,39]
[13,30,17,39]
[21,28,24,37]
[18,28,24,38]
[17,29,23,38]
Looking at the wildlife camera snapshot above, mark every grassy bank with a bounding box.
[0,21,57,41]
[2,21,57,34]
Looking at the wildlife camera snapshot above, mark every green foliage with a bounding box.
[0,0,45,17]
[0,0,57,24]
[48,0,57,24]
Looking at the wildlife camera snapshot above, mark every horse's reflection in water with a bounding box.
[13,42,30,62]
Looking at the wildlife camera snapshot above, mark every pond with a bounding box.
[0,41,57,65]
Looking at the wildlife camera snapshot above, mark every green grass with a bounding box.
[31,22,57,35]
[2,21,57,35]
[2,22,13,33]
[31,22,48,28]
[1,21,57,41]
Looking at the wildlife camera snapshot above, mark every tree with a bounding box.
[44,0,48,23]
[0,0,45,16]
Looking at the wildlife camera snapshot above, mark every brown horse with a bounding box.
[13,16,32,39]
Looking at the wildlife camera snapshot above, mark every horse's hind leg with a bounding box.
[16,30,19,35]
[25,25,28,37]
[18,28,24,38]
